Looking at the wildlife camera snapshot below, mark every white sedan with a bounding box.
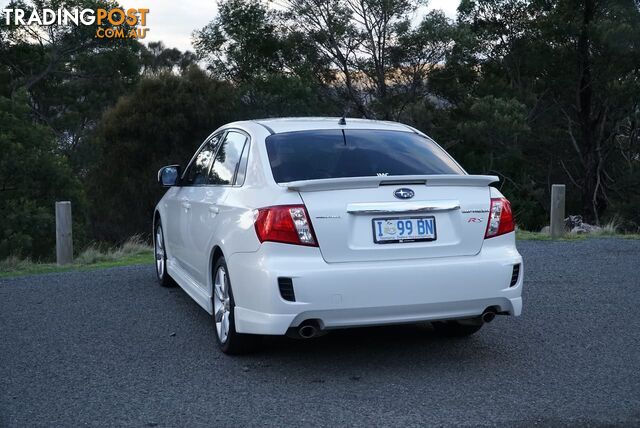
[154,118,523,354]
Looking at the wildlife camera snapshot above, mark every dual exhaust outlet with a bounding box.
[289,308,498,340]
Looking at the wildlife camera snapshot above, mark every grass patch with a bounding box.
[516,229,640,241]
[0,235,154,278]
[616,233,640,240]
[516,230,586,241]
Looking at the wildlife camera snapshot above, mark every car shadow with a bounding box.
[252,322,510,366]
[167,277,516,371]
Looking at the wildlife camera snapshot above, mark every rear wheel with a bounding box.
[212,257,259,355]
[432,320,483,337]
[154,220,176,287]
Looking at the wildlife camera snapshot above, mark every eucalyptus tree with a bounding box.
[281,0,456,119]
[456,0,640,223]
[0,0,143,170]
[0,91,85,259]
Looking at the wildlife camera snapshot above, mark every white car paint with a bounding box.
[154,118,523,335]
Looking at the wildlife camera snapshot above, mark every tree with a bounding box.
[86,68,240,241]
[0,0,144,171]
[390,10,456,118]
[0,90,85,259]
[456,0,640,224]
[193,0,284,82]
[141,41,197,75]
[193,0,338,117]
[541,0,640,223]
[195,0,457,119]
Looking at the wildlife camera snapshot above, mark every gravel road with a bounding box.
[1,239,639,427]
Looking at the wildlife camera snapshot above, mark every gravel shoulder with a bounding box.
[1,239,639,427]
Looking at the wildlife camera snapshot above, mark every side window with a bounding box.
[182,134,221,186]
[234,139,250,186]
[209,131,248,185]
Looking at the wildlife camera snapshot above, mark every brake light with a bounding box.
[254,205,318,246]
[484,197,515,238]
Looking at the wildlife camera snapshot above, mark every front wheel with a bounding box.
[212,257,260,355]
[154,220,176,287]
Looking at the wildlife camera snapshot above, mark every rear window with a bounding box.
[265,129,465,183]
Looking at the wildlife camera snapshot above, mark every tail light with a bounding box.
[254,205,318,246]
[484,197,515,238]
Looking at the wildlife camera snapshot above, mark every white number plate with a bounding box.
[372,216,436,244]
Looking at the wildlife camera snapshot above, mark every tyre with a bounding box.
[432,320,483,337]
[154,219,176,287]
[212,257,260,355]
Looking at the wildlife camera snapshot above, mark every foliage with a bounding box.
[74,235,151,264]
[193,0,337,117]
[452,0,640,225]
[0,0,144,171]
[0,91,86,260]
[2,0,640,260]
[86,68,238,241]
[193,0,285,81]
[0,235,153,277]
[141,41,197,75]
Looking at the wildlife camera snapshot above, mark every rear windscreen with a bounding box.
[265,129,465,183]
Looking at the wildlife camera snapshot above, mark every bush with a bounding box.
[86,68,239,242]
[0,91,86,260]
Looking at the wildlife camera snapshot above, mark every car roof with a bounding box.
[247,117,420,135]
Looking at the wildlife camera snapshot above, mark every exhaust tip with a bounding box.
[482,310,496,323]
[285,319,326,340]
[299,325,317,339]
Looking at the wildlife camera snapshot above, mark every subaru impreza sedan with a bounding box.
[154,118,523,354]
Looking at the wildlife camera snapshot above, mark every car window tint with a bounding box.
[209,131,248,185]
[265,129,465,183]
[183,134,221,186]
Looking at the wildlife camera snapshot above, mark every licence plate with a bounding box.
[372,216,436,244]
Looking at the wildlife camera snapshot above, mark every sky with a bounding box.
[1,0,460,52]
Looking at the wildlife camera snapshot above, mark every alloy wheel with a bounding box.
[213,266,231,343]
[155,225,165,279]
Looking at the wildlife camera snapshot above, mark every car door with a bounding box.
[184,130,250,289]
[161,184,185,264]
[170,134,221,276]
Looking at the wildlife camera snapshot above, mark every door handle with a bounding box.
[209,205,219,214]
[181,201,191,210]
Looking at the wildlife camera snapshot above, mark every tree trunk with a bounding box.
[575,0,607,223]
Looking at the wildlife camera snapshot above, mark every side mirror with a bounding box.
[158,165,181,187]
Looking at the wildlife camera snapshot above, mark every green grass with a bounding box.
[516,229,640,241]
[516,230,585,241]
[3,230,638,278]
[0,236,154,278]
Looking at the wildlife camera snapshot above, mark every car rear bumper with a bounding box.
[227,232,523,335]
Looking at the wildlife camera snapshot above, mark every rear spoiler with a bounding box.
[284,175,499,192]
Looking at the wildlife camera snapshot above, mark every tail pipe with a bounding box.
[299,324,318,339]
[481,308,497,323]
[286,319,326,340]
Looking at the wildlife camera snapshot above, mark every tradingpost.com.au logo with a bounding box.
[2,6,150,39]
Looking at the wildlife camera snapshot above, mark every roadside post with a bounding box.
[55,201,73,265]
[550,184,565,239]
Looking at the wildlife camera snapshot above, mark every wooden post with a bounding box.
[550,185,566,239]
[55,201,73,265]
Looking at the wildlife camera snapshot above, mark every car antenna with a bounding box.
[338,114,347,125]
